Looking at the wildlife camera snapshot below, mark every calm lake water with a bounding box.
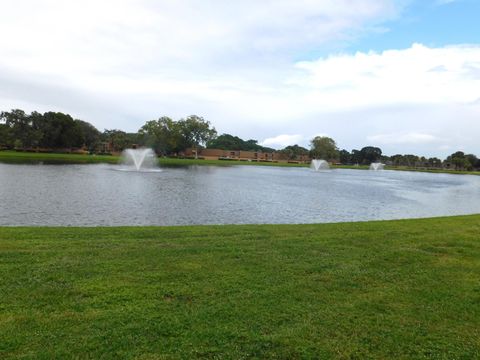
[1,163,480,226]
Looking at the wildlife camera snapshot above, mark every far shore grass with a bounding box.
[1,149,480,175]
[1,215,480,358]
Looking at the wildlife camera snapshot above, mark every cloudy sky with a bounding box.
[1,0,479,157]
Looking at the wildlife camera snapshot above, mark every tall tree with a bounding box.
[0,123,13,147]
[339,149,351,164]
[207,134,244,150]
[359,146,382,164]
[177,115,217,158]
[102,129,131,152]
[427,157,442,168]
[309,136,339,161]
[465,154,479,170]
[280,144,309,160]
[0,109,35,148]
[75,120,101,151]
[38,112,83,148]
[446,151,470,170]
[138,117,181,155]
[207,134,274,152]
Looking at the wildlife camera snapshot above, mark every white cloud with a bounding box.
[367,132,442,145]
[0,1,480,157]
[260,134,305,149]
[290,43,480,111]
[0,0,406,132]
[0,0,400,76]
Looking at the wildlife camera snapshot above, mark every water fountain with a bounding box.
[310,159,330,171]
[369,162,385,171]
[120,148,159,171]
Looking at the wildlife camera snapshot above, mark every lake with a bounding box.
[1,163,479,226]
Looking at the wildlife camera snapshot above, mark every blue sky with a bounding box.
[353,0,480,52]
[0,0,479,157]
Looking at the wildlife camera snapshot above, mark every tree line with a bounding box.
[0,110,218,155]
[309,136,480,171]
[1,109,478,170]
[0,109,282,156]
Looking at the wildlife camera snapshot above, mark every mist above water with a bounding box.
[310,159,330,171]
[120,148,159,172]
[370,163,385,171]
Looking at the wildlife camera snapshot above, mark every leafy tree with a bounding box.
[206,134,274,152]
[0,109,28,129]
[0,123,13,147]
[28,111,45,148]
[359,146,382,164]
[138,117,183,155]
[351,149,362,164]
[446,151,470,170]
[244,139,274,152]
[404,154,420,167]
[75,120,101,151]
[102,129,131,152]
[388,154,420,167]
[390,154,403,166]
[280,144,309,160]
[0,109,38,148]
[465,154,479,170]
[310,136,339,160]
[339,149,351,164]
[0,109,104,150]
[427,157,442,168]
[177,115,217,158]
[39,112,83,148]
[207,134,244,150]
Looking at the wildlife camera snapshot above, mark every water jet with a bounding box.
[369,163,385,171]
[120,148,159,171]
[310,159,330,171]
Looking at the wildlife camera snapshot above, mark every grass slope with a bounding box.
[1,216,480,359]
[3,150,480,175]
[0,150,119,164]
[0,151,307,168]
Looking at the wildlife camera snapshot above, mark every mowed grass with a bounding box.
[0,150,119,164]
[1,216,480,359]
[3,150,480,175]
[0,150,308,168]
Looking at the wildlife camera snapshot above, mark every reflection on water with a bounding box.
[0,163,479,226]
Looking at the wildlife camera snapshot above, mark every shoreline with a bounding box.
[1,150,480,175]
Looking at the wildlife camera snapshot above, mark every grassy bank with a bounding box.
[1,215,480,358]
[2,150,480,174]
[0,150,119,164]
[387,165,480,176]
[0,150,307,168]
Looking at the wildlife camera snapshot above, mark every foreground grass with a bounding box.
[1,216,480,359]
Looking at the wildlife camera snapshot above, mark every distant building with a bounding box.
[184,148,310,163]
[97,142,113,154]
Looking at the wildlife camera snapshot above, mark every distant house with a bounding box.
[184,148,310,163]
[97,142,113,154]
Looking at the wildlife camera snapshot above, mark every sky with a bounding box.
[0,0,479,157]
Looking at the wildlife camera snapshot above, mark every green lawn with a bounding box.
[1,215,480,358]
[2,150,480,174]
[0,150,119,164]
[0,150,308,168]
[387,166,480,176]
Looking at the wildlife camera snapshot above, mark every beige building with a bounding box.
[184,148,310,163]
